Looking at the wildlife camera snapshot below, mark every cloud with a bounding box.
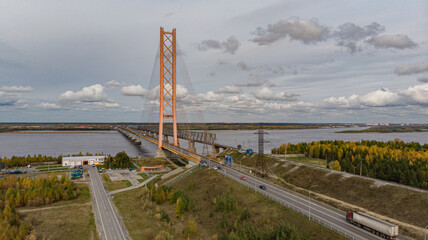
[394,63,428,75]
[197,36,240,54]
[106,80,121,88]
[145,84,189,100]
[217,85,241,94]
[197,91,224,102]
[235,75,267,87]
[59,84,107,102]
[334,22,385,41]
[399,83,428,105]
[121,84,147,96]
[37,103,67,111]
[359,88,402,107]
[252,87,298,101]
[0,85,33,92]
[367,34,417,49]
[0,99,17,106]
[333,22,385,54]
[321,83,428,108]
[237,61,253,71]
[251,17,328,45]
[417,76,428,83]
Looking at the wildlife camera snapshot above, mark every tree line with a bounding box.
[0,174,77,239]
[272,139,428,189]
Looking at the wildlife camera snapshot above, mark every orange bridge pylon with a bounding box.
[158,27,178,149]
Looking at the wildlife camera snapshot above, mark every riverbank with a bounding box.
[337,125,428,133]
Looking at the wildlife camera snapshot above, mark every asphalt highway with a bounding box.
[209,161,389,240]
[88,167,129,240]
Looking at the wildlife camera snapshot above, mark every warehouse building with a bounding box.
[62,156,106,167]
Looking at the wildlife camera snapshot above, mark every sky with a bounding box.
[0,0,427,123]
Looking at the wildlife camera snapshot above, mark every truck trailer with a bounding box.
[346,211,398,239]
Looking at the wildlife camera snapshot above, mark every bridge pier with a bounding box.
[188,140,196,153]
[212,146,220,155]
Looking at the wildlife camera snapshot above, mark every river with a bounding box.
[0,127,426,157]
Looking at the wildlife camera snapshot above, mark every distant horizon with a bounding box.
[1,122,427,125]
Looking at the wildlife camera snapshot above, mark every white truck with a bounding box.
[346,211,398,239]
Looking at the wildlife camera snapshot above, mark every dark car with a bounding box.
[259,185,267,190]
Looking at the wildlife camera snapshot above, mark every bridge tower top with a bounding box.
[158,27,178,149]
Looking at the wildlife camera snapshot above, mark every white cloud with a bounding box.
[217,85,241,94]
[321,84,428,109]
[59,84,107,102]
[121,84,147,96]
[252,17,328,45]
[367,34,417,49]
[37,103,66,110]
[0,85,33,92]
[394,63,428,75]
[359,88,402,107]
[197,91,224,102]
[252,87,298,101]
[399,83,428,105]
[106,80,121,88]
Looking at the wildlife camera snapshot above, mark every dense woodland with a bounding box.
[272,139,428,189]
[0,174,77,239]
[0,155,62,168]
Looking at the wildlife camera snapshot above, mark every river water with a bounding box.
[0,127,426,158]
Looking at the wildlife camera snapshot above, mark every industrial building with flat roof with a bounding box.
[62,156,106,167]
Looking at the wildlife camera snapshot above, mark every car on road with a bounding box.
[240,176,246,180]
[259,185,267,190]
[213,166,218,170]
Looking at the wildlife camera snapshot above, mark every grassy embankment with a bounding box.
[19,183,98,240]
[101,174,132,191]
[112,168,345,240]
[337,125,428,133]
[133,157,179,170]
[220,149,428,239]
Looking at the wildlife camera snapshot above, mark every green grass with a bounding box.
[287,156,328,168]
[138,173,150,181]
[112,169,346,240]
[39,167,69,172]
[134,157,177,169]
[21,204,98,240]
[101,173,132,191]
[35,164,62,169]
[19,183,98,240]
[273,166,427,238]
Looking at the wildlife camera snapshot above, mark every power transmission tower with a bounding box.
[255,129,268,177]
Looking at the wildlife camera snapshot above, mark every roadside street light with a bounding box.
[308,184,318,220]
[238,161,242,170]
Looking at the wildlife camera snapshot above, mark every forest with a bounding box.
[0,174,77,239]
[271,139,428,189]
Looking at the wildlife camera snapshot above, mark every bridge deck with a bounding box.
[119,127,208,164]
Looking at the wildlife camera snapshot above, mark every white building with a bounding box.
[62,156,106,167]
